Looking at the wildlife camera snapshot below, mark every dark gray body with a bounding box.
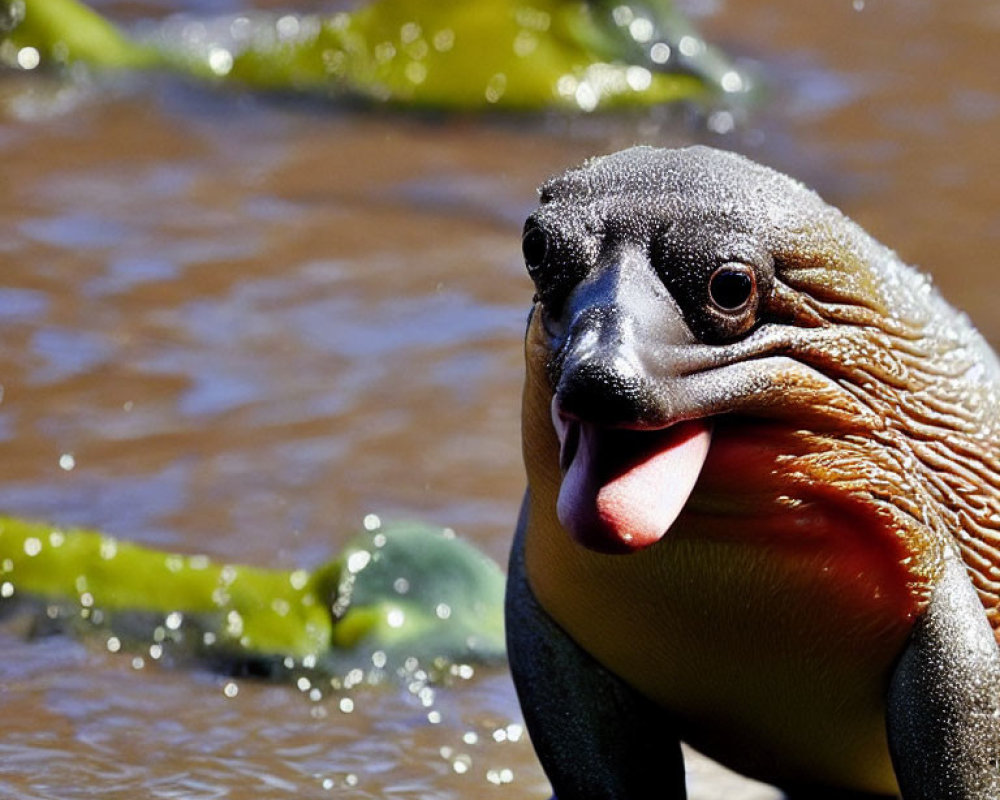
[506,146,1000,799]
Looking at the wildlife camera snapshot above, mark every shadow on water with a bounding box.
[0,0,998,797]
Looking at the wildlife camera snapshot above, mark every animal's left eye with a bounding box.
[522,222,549,275]
[708,264,756,312]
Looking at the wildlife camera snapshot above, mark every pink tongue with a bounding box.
[554,413,712,554]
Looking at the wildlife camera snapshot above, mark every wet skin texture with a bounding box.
[505,147,1000,799]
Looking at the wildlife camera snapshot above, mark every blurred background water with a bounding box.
[0,0,998,797]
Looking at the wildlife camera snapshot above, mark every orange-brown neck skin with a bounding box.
[520,310,932,793]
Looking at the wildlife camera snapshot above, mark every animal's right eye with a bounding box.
[522,222,549,275]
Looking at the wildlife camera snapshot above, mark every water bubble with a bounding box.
[16,47,40,70]
[650,42,671,64]
[344,668,364,688]
[347,550,371,574]
[23,537,42,557]
[485,73,507,104]
[678,35,703,57]
[400,21,421,44]
[386,608,405,628]
[362,513,381,531]
[575,83,598,112]
[433,29,455,52]
[223,681,239,698]
[404,61,427,85]
[628,17,654,43]
[338,697,354,713]
[276,14,300,39]
[289,569,309,590]
[612,5,634,26]
[226,610,244,637]
[207,47,233,76]
[721,70,745,93]
[487,768,515,785]
[707,110,735,134]
[106,636,121,653]
[165,611,183,630]
[58,453,75,471]
[1,581,13,598]
[626,66,652,91]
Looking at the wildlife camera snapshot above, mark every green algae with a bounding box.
[0,516,506,675]
[1,0,749,111]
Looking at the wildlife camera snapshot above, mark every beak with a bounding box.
[552,245,695,429]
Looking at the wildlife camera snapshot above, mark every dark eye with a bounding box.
[522,223,549,274]
[708,264,756,312]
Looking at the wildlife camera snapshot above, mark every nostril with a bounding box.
[555,359,653,428]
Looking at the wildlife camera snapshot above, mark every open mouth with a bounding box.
[551,398,713,554]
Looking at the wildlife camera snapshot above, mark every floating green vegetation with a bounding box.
[1,0,751,111]
[0,515,507,680]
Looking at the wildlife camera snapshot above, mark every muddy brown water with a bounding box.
[1,1,998,797]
